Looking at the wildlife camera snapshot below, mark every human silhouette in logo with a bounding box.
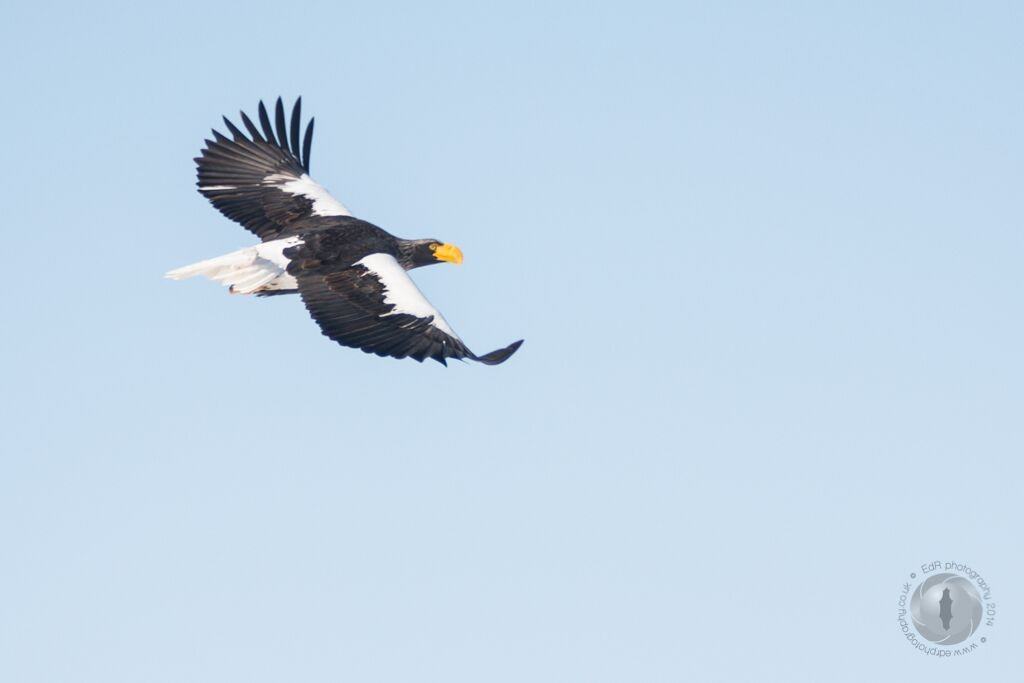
[939,587,954,630]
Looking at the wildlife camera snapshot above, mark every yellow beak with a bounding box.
[433,243,464,265]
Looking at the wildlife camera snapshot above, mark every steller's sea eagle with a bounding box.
[167,97,522,365]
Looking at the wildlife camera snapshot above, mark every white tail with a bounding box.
[165,237,301,295]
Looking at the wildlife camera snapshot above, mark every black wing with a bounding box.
[293,253,522,365]
[195,97,351,241]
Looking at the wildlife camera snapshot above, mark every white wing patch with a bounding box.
[165,236,301,294]
[355,253,458,338]
[263,172,351,217]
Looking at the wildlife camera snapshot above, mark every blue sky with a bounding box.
[1,1,1021,680]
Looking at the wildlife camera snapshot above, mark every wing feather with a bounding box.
[294,252,522,365]
[290,97,302,161]
[196,97,351,241]
[258,100,277,146]
[302,118,314,171]
[239,110,265,142]
[274,97,289,155]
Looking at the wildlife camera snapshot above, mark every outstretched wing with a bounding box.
[195,97,350,241]
[294,252,522,365]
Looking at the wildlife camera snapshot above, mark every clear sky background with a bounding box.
[1,2,1021,681]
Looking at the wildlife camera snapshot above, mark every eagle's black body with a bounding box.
[180,97,523,366]
[282,218,424,272]
[248,218,394,296]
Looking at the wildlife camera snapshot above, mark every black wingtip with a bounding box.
[302,117,314,171]
[222,116,246,141]
[274,97,288,153]
[258,100,276,145]
[240,110,265,143]
[290,97,302,159]
[472,339,524,365]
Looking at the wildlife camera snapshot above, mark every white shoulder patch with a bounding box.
[355,253,458,338]
[264,172,351,217]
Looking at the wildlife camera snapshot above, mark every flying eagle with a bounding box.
[167,97,522,366]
